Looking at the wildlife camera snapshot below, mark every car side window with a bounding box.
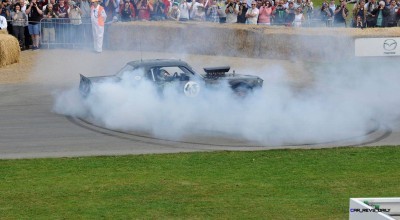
[149,68,164,82]
[149,66,190,82]
[161,66,185,77]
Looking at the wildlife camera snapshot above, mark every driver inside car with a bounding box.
[156,68,174,81]
[160,69,170,77]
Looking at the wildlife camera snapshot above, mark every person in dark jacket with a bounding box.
[371,0,389,27]
[25,0,43,50]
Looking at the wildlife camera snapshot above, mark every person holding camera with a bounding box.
[120,0,135,21]
[168,1,181,21]
[258,0,272,25]
[151,0,166,20]
[225,0,238,23]
[104,0,117,22]
[42,3,57,46]
[354,14,365,28]
[236,0,247,23]
[352,0,366,27]
[320,2,333,26]
[206,0,219,22]
[371,0,389,27]
[301,0,313,20]
[273,0,286,25]
[189,0,205,21]
[334,0,348,27]
[178,0,191,21]
[68,1,82,26]
[25,0,43,50]
[137,0,153,20]
[365,0,378,27]
[1,0,11,34]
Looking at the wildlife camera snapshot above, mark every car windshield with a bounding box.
[186,65,205,79]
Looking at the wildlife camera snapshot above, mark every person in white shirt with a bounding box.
[245,0,258,24]
[225,0,239,23]
[190,0,205,20]
[91,0,107,53]
[329,0,336,12]
[179,0,191,21]
[0,15,7,30]
[168,2,181,21]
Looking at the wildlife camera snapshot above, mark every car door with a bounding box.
[148,65,200,96]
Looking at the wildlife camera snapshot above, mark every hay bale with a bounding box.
[0,29,8,35]
[107,22,400,61]
[0,34,20,67]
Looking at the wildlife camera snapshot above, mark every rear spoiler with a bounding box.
[79,74,92,97]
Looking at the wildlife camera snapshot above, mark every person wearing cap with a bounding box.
[90,0,106,53]
[68,0,82,45]
[167,1,180,21]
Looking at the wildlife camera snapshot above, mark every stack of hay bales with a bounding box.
[0,32,20,67]
[107,22,400,61]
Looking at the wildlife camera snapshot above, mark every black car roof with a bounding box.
[127,59,190,68]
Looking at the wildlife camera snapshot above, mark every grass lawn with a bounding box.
[0,146,399,219]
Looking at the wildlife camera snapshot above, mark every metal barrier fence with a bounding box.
[39,18,93,49]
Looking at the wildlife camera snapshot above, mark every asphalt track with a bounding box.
[1,50,400,159]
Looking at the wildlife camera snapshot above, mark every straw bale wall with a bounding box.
[107,21,400,61]
[0,29,8,35]
[0,33,20,67]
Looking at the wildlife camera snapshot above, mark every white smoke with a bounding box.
[53,58,400,146]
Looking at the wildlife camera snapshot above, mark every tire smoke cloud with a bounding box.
[53,58,400,146]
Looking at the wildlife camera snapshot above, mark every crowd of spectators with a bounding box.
[0,0,399,50]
